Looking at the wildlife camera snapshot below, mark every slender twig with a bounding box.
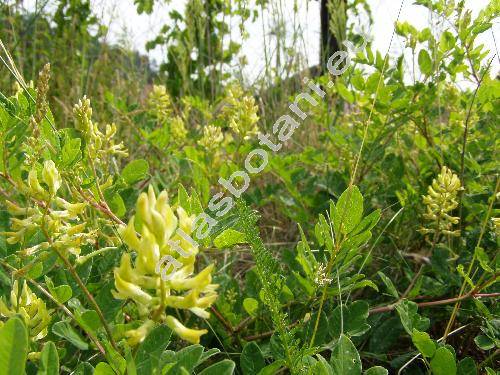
[369,291,499,315]
[234,316,254,333]
[76,246,117,265]
[210,305,234,334]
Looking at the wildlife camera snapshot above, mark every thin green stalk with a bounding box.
[76,247,117,265]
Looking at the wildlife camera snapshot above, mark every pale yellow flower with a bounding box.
[419,166,462,237]
[113,186,218,345]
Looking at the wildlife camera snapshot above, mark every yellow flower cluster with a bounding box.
[148,85,172,120]
[113,186,218,345]
[73,97,128,162]
[33,63,51,127]
[419,166,462,237]
[24,63,52,165]
[492,217,500,235]
[222,84,259,140]
[198,125,224,150]
[0,281,51,341]
[170,116,188,142]
[147,85,190,145]
[2,161,93,257]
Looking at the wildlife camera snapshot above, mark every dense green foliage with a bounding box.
[0,0,498,374]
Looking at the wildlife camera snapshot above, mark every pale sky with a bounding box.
[21,0,500,84]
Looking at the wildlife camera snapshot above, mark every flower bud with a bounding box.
[42,160,61,195]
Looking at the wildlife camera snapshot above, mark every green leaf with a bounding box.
[124,344,137,375]
[103,341,126,374]
[457,357,477,375]
[456,264,475,288]
[73,362,94,374]
[330,334,361,375]
[304,311,329,346]
[243,297,259,316]
[0,317,28,375]
[241,342,266,375]
[439,31,456,52]
[314,354,333,374]
[53,285,73,303]
[352,209,381,236]
[122,159,149,184]
[411,329,436,357]
[330,301,371,339]
[61,137,82,168]
[334,186,364,236]
[170,345,204,373]
[472,23,492,35]
[369,317,404,353]
[395,300,429,335]
[78,310,102,333]
[474,334,494,350]
[94,362,116,375]
[336,82,355,103]
[198,359,235,375]
[474,247,493,273]
[107,193,126,218]
[430,347,456,375]
[377,271,399,298]
[214,229,246,248]
[418,49,432,75]
[198,348,221,366]
[364,366,388,375]
[38,341,59,375]
[45,278,72,304]
[52,321,89,350]
[257,361,284,375]
[178,184,190,210]
[135,324,171,374]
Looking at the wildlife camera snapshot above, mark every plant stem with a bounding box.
[210,305,234,334]
[76,246,117,265]
[369,291,499,315]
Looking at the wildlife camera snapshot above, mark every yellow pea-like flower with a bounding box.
[419,166,462,238]
[164,315,207,345]
[0,281,51,341]
[41,160,61,195]
[113,186,218,345]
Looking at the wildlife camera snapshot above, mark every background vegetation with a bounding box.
[0,0,498,374]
